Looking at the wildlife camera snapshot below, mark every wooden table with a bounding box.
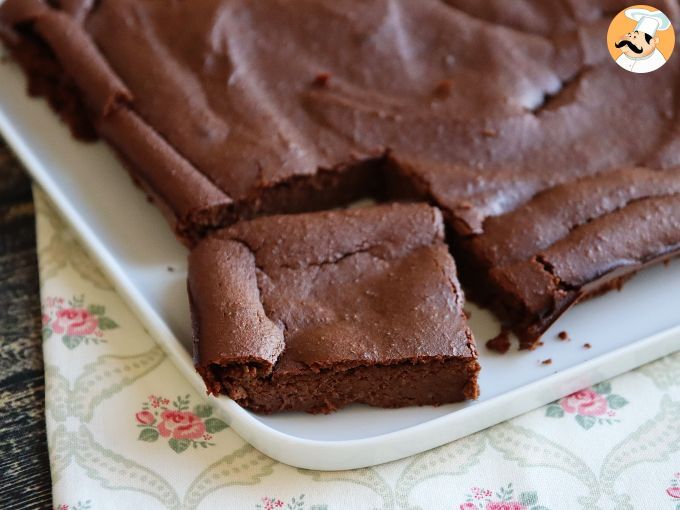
[0,139,53,508]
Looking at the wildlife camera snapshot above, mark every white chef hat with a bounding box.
[625,8,672,37]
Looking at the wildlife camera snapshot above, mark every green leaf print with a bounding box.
[193,404,213,418]
[98,316,118,330]
[62,335,83,349]
[88,304,105,316]
[545,405,564,418]
[287,494,305,510]
[204,417,228,434]
[593,381,612,395]
[607,394,629,409]
[173,394,191,411]
[520,491,538,505]
[138,428,159,442]
[169,438,191,454]
[575,414,597,430]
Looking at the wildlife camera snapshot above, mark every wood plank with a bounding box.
[0,139,52,508]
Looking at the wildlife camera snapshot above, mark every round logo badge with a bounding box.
[607,4,675,73]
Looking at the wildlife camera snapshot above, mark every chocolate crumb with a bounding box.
[486,329,511,354]
[463,308,472,319]
[537,340,544,346]
[482,128,498,137]
[541,358,552,365]
[433,79,453,97]
[583,343,592,349]
[557,330,569,340]
[313,72,331,87]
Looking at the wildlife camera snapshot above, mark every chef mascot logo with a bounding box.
[607,5,675,73]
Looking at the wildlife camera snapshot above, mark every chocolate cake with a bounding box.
[189,203,479,413]
[457,168,680,348]
[1,0,679,363]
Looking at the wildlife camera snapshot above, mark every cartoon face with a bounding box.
[615,30,659,58]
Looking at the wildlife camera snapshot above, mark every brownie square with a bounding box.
[189,203,479,413]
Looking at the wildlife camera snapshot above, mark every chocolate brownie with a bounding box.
[189,203,479,413]
[2,0,680,348]
[458,168,680,348]
[3,0,680,240]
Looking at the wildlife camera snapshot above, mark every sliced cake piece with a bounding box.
[188,203,479,414]
[453,167,680,348]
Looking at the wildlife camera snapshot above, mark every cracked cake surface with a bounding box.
[188,203,479,413]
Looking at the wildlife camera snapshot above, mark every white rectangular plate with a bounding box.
[1,51,679,471]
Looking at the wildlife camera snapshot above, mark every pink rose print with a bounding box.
[54,501,90,510]
[157,410,206,440]
[257,496,285,510]
[53,308,99,336]
[667,487,680,498]
[668,472,680,503]
[560,389,608,416]
[470,488,493,500]
[459,484,545,510]
[148,395,170,408]
[135,394,227,453]
[135,410,155,426]
[42,295,117,349]
[256,495,313,509]
[486,503,525,510]
[545,382,628,430]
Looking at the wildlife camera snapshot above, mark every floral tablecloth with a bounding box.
[33,186,680,510]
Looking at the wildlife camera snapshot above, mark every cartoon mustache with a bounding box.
[615,39,644,54]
